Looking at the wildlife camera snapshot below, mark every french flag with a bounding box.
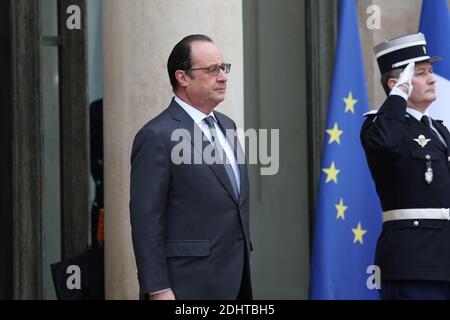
[419,0,450,128]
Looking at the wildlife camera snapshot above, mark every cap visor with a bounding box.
[430,56,442,64]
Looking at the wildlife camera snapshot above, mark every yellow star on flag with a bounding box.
[352,222,367,244]
[322,161,340,184]
[335,198,347,220]
[326,122,344,145]
[344,92,357,114]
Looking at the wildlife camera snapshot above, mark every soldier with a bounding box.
[361,33,450,299]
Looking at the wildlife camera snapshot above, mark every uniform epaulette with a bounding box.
[363,109,378,117]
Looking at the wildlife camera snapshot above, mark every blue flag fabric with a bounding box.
[309,0,382,299]
[419,0,450,127]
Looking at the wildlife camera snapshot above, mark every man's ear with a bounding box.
[175,70,189,88]
[387,78,398,91]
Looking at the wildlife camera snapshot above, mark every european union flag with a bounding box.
[310,0,382,299]
[419,0,450,128]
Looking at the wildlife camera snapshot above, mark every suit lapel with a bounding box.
[433,120,450,154]
[430,119,447,152]
[168,100,239,203]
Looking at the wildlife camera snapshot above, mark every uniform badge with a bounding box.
[425,167,433,184]
[414,135,431,148]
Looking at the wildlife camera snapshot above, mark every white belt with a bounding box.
[383,208,450,222]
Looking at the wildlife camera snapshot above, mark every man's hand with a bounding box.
[149,289,176,300]
[390,62,415,100]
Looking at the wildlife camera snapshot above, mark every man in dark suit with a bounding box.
[130,34,252,300]
[361,33,450,299]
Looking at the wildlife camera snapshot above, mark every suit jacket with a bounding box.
[361,95,450,282]
[130,99,252,299]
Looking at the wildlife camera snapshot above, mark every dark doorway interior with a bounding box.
[0,0,13,300]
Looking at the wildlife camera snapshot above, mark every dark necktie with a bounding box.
[203,116,239,197]
[421,115,446,148]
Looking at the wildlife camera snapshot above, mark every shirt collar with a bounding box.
[174,96,216,124]
[406,107,430,122]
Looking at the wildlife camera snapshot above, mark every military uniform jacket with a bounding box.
[361,95,450,281]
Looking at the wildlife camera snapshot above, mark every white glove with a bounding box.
[390,62,415,101]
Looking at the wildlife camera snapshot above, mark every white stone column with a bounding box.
[103,0,244,299]
[357,0,421,109]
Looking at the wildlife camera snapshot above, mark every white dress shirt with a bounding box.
[175,96,240,191]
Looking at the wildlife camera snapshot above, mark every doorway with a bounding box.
[243,0,310,299]
[8,0,91,299]
[0,0,13,300]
